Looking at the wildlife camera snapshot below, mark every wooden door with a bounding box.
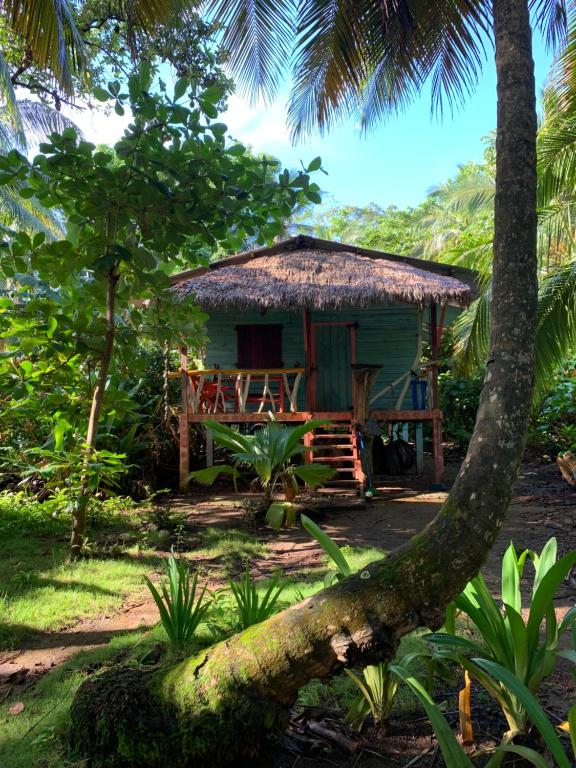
[314,325,352,411]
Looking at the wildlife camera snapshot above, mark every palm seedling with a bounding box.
[144,551,211,647]
[190,420,335,527]
[228,561,285,629]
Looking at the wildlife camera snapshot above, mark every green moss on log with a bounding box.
[69,661,287,768]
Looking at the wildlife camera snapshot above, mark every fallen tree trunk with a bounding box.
[68,1,538,765]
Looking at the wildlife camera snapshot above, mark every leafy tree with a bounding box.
[68,0,558,764]
[302,201,421,254]
[0,65,320,558]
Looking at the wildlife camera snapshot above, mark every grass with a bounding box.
[0,493,161,649]
[0,491,411,765]
[186,526,269,574]
[0,627,170,768]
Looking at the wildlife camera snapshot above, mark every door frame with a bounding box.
[310,321,357,411]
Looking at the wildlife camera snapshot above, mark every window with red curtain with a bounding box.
[236,325,283,368]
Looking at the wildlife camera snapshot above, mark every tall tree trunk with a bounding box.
[68,1,537,763]
[70,268,119,560]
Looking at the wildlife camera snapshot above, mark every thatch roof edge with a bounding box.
[170,235,479,295]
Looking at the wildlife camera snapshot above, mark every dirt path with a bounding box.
[2,460,575,686]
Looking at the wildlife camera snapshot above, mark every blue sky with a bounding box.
[223,35,554,210]
[71,34,554,212]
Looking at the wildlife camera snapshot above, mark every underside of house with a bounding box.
[170,235,477,493]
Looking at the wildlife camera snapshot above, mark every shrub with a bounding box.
[438,371,483,449]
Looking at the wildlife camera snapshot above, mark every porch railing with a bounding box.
[181,368,305,414]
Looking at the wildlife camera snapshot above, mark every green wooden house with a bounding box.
[171,235,477,491]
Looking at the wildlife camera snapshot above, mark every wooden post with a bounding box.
[302,309,314,411]
[429,305,444,484]
[179,345,189,492]
[206,428,214,468]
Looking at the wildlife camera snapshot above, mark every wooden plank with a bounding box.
[370,409,441,421]
[169,367,304,377]
[187,410,353,423]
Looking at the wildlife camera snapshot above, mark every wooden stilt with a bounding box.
[206,428,214,467]
[415,422,424,474]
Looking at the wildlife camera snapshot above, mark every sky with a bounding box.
[68,35,555,212]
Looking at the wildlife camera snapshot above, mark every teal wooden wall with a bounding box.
[203,303,461,411]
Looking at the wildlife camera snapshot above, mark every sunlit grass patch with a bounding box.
[0,493,161,649]
[185,526,269,574]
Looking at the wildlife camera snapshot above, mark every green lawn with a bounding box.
[0,492,401,768]
[0,494,161,649]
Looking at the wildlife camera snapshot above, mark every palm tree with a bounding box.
[0,98,79,235]
[68,3,574,763]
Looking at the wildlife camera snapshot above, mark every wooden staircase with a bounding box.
[305,419,364,491]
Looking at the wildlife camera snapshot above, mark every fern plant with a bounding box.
[144,551,211,647]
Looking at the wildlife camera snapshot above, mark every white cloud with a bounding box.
[61,104,131,146]
[223,94,290,149]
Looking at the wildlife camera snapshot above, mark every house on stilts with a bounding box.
[170,235,477,493]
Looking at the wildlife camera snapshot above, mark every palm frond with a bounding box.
[125,0,183,32]
[15,99,80,143]
[451,289,492,377]
[531,0,568,51]
[288,0,374,139]
[204,0,294,103]
[2,0,87,93]
[533,258,576,403]
[0,51,23,147]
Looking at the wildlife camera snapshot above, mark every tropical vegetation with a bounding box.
[1,0,576,767]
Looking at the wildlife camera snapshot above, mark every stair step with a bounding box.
[324,479,360,486]
[313,444,354,450]
[313,434,352,440]
[313,456,354,463]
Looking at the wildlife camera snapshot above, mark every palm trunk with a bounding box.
[70,268,119,560]
[68,1,538,763]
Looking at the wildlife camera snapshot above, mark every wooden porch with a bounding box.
[174,346,445,493]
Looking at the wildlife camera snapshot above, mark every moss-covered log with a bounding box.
[69,1,538,765]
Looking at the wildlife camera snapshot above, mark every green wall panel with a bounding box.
[203,303,461,412]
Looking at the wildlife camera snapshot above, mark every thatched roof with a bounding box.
[171,235,476,310]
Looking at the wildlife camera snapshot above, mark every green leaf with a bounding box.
[301,514,351,577]
[489,745,551,768]
[474,659,571,768]
[189,465,239,488]
[526,551,576,652]
[266,501,296,530]
[174,77,189,101]
[46,316,57,339]
[93,87,110,102]
[568,702,576,760]
[292,462,335,488]
[501,542,521,613]
[307,156,322,172]
[390,665,474,768]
